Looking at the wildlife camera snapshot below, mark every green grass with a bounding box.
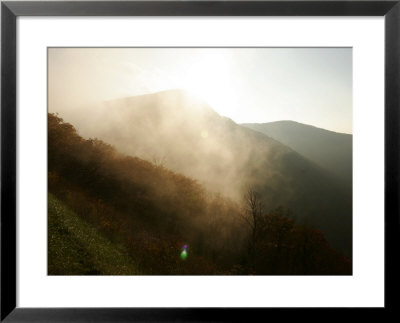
[48,193,140,275]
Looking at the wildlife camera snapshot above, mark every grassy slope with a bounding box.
[48,193,140,275]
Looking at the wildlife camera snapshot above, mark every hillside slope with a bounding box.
[241,121,352,187]
[66,90,352,256]
[48,113,351,274]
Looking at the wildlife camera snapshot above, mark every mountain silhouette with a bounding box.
[241,121,352,188]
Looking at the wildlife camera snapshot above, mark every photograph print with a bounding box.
[48,48,352,275]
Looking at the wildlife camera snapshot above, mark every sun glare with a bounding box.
[201,130,209,139]
[173,53,238,120]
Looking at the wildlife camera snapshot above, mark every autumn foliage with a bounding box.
[48,113,351,275]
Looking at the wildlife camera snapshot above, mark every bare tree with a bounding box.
[240,187,263,272]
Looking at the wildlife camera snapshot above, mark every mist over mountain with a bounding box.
[65,90,352,256]
[48,112,351,274]
[241,121,352,187]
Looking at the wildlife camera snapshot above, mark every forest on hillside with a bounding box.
[48,113,351,275]
[71,90,352,257]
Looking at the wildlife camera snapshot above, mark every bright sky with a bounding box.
[49,48,352,134]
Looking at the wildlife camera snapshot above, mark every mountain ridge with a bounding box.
[244,120,352,136]
[241,120,352,187]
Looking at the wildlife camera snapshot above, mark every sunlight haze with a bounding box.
[48,47,354,275]
[48,47,352,133]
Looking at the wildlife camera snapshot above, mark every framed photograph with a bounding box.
[1,0,399,321]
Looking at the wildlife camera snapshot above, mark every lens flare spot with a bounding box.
[180,249,188,260]
[201,130,208,139]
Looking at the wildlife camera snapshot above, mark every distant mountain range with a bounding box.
[65,90,352,256]
[241,121,352,187]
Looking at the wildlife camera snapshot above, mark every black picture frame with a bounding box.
[1,1,399,321]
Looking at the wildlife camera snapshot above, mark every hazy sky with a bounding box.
[49,48,352,134]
